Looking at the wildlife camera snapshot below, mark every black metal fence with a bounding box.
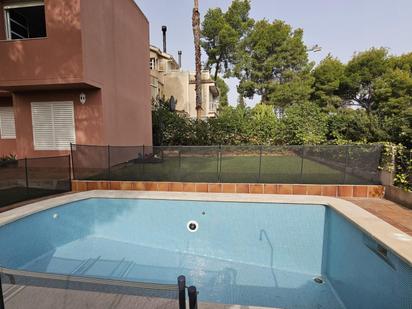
[71,144,383,185]
[0,156,71,208]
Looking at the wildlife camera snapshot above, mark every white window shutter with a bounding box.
[32,103,54,149]
[0,106,16,139]
[31,102,75,150]
[53,102,76,149]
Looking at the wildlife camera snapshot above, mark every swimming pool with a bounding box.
[0,192,411,308]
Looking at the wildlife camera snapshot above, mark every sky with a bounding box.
[134,0,412,106]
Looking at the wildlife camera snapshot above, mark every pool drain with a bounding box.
[187,221,199,232]
[313,277,324,284]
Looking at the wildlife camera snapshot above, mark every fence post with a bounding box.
[70,143,76,181]
[107,145,111,181]
[25,157,29,189]
[141,145,145,180]
[343,145,350,184]
[219,146,223,182]
[0,274,4,309]
[178,149,182,182]
[188,286,198,309]
[68,155,72,191]
[258,145,263,183]
[216,146,220,182]
[300,146,305,183]
[178,275,186,309]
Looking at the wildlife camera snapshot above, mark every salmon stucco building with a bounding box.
[0,0,152,159]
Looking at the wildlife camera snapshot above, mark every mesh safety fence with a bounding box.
[0,268,179,309]
[71,144,383,185]
[0,156,71,208]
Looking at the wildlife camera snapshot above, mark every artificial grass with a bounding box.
[105,155,366,184]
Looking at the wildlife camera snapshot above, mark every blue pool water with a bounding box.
[0,198,411,308]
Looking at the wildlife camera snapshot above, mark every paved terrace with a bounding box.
[345,198,412,236]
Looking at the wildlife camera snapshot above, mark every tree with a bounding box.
[246,104,280,145]
[341,48,390,113]
[193,0,202,119]
[327,109,386,143]
[374,67,412,147]
[201,0,254,80]
[234,20,313,107]
[237,94,246,108]
[215,77,229,107]
[208,105,251,144]
[152,98,193,146]
[312,55,345,110]
[390,52,412,74]
[280,102,328,145]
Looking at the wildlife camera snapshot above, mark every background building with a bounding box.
[150,27,220,119]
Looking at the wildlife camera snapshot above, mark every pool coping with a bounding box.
[0,190,411,266]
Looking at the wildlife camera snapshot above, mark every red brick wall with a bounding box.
[72,181,385,198]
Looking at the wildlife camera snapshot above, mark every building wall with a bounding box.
[12,89,104,158]
[80,0,152,146]
[163,72,190,114]
[0,96,16,156]
[163,71,218,119]
[0,0,152,158]
[0,0,84,89]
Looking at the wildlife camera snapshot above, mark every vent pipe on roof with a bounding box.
[178,51,182,68]
[162,26,167,53]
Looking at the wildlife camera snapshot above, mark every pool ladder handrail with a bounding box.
[0,274,4,309]
[178,275,198,309]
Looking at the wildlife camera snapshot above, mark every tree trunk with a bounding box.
[213,57,221,81]
[193,0,202,119]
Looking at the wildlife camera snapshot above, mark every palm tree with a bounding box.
[192,0,202,119]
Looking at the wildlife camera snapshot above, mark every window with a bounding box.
[150,58,156,70]
[158,59,165,72]
[0,106,16,139]
[31,102,75,150]
[4,1,47,40]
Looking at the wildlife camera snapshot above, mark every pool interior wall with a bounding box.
[0,198,410,309]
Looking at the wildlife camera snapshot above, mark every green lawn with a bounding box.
[107,155,367,184]
[0,187,64,208]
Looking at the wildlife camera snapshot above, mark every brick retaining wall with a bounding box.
[72,181,385,198]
